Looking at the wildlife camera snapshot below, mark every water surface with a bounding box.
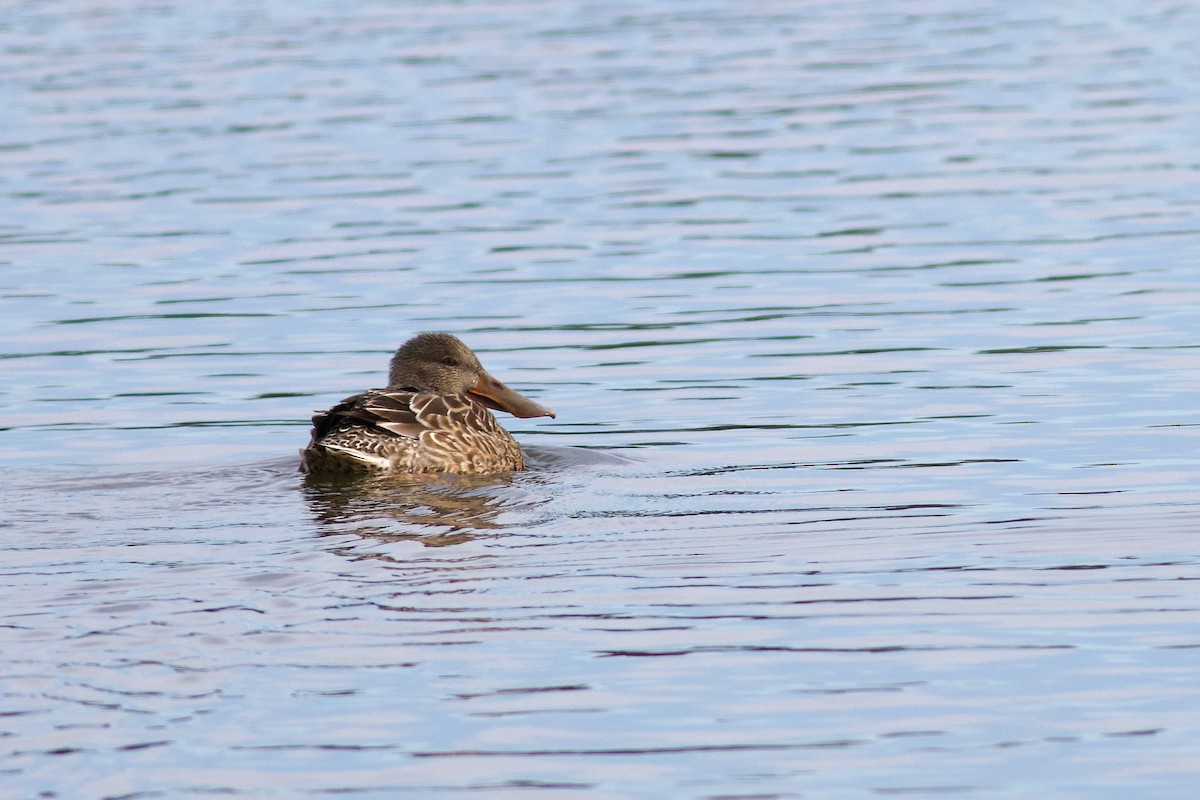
[3,1,1199,798]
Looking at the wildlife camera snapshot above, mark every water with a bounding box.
[3,1,1199,797]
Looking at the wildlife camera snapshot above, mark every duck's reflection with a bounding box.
[301,446,631,549]
[302,470,521,546]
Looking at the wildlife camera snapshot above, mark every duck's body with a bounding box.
[301,333,554,475]
[302,388,528,473]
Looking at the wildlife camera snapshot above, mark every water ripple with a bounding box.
[3,1,1199,798]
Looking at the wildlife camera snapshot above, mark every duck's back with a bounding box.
[301,389,524,474]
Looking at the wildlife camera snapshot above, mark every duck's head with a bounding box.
[388,332,555,419]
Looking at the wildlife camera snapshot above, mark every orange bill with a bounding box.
[468,370,556,418]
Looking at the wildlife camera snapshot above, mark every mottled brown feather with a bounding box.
[301,389,524,474]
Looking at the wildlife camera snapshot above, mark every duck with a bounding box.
[300,332,555,474]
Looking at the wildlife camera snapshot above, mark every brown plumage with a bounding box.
[300,333,555,475]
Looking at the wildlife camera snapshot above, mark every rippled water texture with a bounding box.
[3,1,1199,798]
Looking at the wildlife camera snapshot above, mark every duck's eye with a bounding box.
[442,357,459,367]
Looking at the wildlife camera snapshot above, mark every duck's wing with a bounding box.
[301,389,428,472]
[304,390,516,473]
[308,389,506,445]
[309,389,427,444]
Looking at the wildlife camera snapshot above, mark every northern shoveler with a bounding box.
[300,332,555,474]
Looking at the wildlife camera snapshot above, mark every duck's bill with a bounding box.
[469,371,556,418]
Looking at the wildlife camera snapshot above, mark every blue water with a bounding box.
[3,1,1199,798]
